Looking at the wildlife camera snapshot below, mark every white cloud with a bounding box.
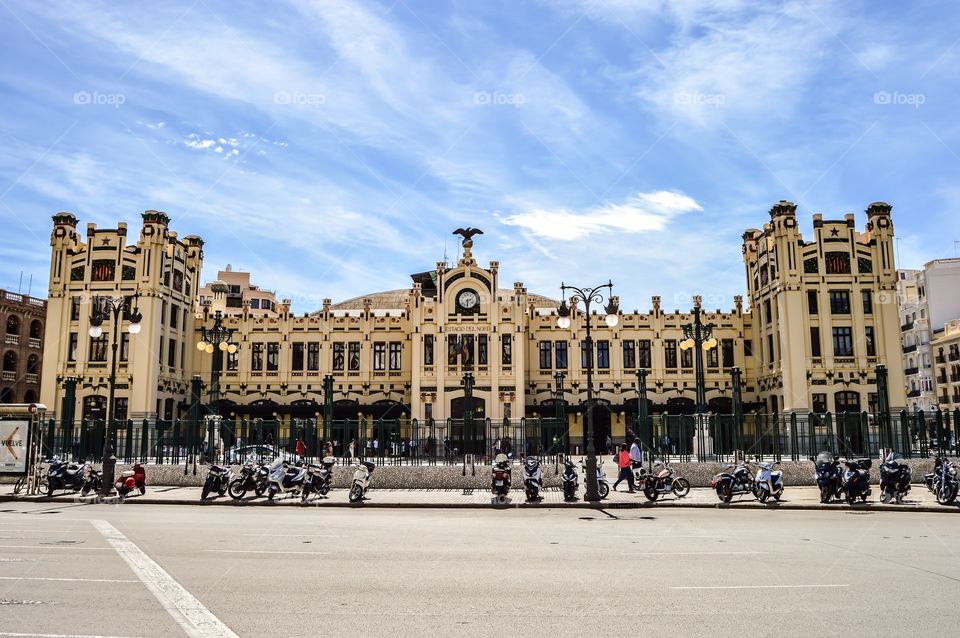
[500,190,702,240]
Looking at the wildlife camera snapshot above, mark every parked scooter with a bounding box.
[228,460,270,500]
[641,461,691,501]
[842,458,872,504]
[115,463,146,499]
[710,461,755,503]
[267,459,307,500]
[561,458,578,501]
[201,464,232,500]
[301,457,336,502]
[44,457,86,495]
[491,454,512,503]
[814,451,843,503]
[81,464,102,497]
[523,456,544,502]
[579,458,611,499]
[348,460,376,503]
[925,454,958,505]
[754,461,784,503]
[879,452,911,504]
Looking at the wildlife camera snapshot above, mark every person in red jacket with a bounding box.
[612,443,635,492]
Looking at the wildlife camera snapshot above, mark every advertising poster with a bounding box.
[0,420,29,474]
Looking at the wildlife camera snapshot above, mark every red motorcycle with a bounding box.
[115,463,146,499]
[642,461,691,501]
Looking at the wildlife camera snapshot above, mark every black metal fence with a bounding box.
[38,409,960,467]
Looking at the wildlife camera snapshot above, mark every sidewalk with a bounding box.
[5,484,959,512]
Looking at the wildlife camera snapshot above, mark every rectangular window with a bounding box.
[810,327,821,358]
[865,325,876,357]
[448,335,459,366]
[172,270,183,293]
[833,327,853,357]
[767,334,775,363]
[764,299,772,324]
[167,338,176,367]
[502,334,512,365]
[292,343,305,371]
[160,301,166,324]
[70,296,81,321]
[307,343,320,371]
[114,398,128,422]
[862,290,873,314]
[424,335,434,366]
[807,290,818,314]
[180,341,185,369]
[638,339,652,369]
[333,343,344,371]
[373,342,386,371]
[721,339,734,368]
[623,340,636,369]
[707,346,719,368]
[581,341,590,369]
[158,335,163,364]
[89,335,108,362]
[539,341,552,369]
[555,341,568,369]
[227,350,238,371]
[665,340,677,369]
[829,290,851,314]
[250,299,260,309]
[68,333,78,361]
[170,304,178,329]
[91,260,115,282]
[477,335,487,365]
[597,340,610,369]
[812,393,827,413]
[348,342,361,371]
[120,332,130,362]
[251,343,264,371]
[461,336,474,367]
[389,342,402,370]
[681,346,693,369]
[266,343,279,371]
[744,339,753,357]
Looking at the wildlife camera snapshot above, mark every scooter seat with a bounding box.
[210,465,226,473]
[119,470,134,478]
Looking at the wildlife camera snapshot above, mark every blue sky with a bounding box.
[2,0,959,313]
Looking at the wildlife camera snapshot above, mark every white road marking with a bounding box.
[204,549,329,555]
[0,576,138,583]
[633,551,765,556]
[0,545,111,550]
[238,533,333,537]
[0,633,144,638]
[91,520,237,638]
[670,584,849,590]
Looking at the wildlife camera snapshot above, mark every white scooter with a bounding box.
[754,461,784,503]
[522,456,543,502]
[266,458,307,500]
[348,460,376,503]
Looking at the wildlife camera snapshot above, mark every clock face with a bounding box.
[458,290,479,309]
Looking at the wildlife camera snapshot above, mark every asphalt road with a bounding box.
[1,502,958,637]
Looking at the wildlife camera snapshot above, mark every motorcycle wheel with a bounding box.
[819,486,830,504]
[644,486,658,502]
[268,485,278,500]
[319,485,330,496]
[758,490,769,504]
[301,486,311,503]
[717,485,732,503]
[201,481,211,500]
[81,484,91,497]
[672,477,690,498]
[880,486,893,504]
[598,482,610,500]
[227,478,246,500]
[349,484,363,503]
[255,482,267,497]
[44,481,55,497]
[846,490,856,505]
[937,484,957,505]
[773,489,783,502]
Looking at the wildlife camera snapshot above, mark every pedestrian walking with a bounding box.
[611,444,634,492]
[348,437,356,459]
[372,436,379,457]
[629,437,643,469]
[605,434,613,455]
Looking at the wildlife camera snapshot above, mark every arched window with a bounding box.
[834,391,861,414]
[23,389,37,403]
[0,387,13,403]
[2,351,16,372]
[27,354,39,374]
[5,315,19,336]
[29,320,42,339]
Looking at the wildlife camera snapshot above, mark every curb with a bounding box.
[3,493,959,514]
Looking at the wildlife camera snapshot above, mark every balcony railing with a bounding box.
[938,375,948,384]
[25,373,38,384]
[950,352,960,362]
[904,366,920,376]
[1,371,15,381]
[902,343,917,354]
[952,374,960,383]
[907,389,921,398]
[4,334,19,346]
[901,322,914,332]
[28,338,41,348]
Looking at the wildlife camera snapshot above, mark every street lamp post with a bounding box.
[88,294,142,496]
[556,281,618,502]
[196,310,238,463]
[679,297,718,459]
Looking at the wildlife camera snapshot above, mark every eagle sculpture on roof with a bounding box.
[453,227,483,248]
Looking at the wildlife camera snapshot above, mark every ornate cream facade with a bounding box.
[39,201,907,442]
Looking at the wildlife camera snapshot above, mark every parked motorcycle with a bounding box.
[879,452,911,504]
[228,460,270,500]
[201,464,232,500]
[842,458,872,504]
[44,457,86,495]
[523,456,544,502]
[81,464,102,497]
[491,453,512,503]
[301,457,336,502]
[814,451,843,503]
[348,460,376,503]
[267,459,307,500]
[642,461,690,501]
[561,458,578,501]
[925,455,958,505]
[115,463,146,499]
[710,461,755,503]
[579,458,611,499]
[754,461,784,503]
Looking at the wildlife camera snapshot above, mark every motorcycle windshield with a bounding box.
[815,451,835,464]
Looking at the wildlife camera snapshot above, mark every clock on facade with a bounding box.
[457,289,479,311]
